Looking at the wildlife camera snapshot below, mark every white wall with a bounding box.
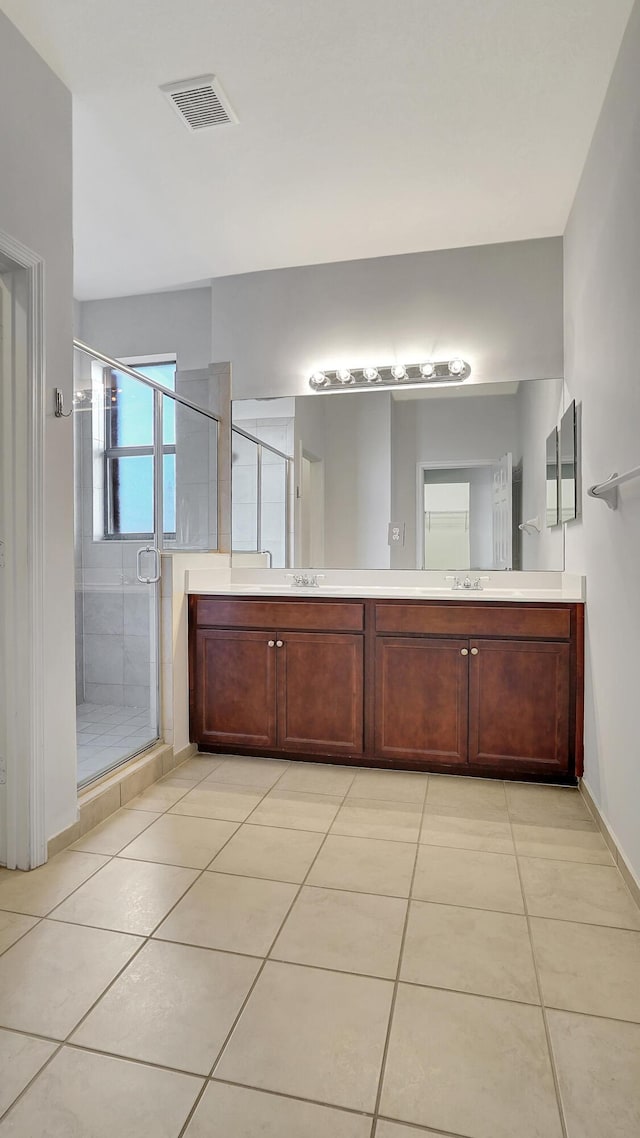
[212,238,563,399]
[0,11,75,842]
[78,287,212,371]
[564,0,640,882]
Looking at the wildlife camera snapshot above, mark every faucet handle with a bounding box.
[445,575,462,590]
[472,575,491,590]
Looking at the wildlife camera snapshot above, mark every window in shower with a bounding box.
[104,360,177,538]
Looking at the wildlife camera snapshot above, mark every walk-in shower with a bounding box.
[72,342,220,788]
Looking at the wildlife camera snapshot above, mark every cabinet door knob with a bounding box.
[460,648,469,656]
[267,640,275,648]
[276,640,284,648]
[470,647,479,655]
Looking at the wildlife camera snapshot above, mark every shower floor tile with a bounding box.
[76,703,157,787]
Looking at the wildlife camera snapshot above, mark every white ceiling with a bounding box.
[1,0,633,300]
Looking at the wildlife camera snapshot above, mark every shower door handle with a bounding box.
[136,545,161,585]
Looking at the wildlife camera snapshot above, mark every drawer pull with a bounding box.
[267,640,275,648]
[276,640,284,648]
[460,648,469,656]
[470,647,479,655]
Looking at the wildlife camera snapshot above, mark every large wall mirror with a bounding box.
[231,378,565,572]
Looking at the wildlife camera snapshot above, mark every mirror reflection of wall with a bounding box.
[231,378,565,572]
[546,428,560,527]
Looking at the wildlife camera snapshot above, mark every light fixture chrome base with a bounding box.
[309,359,471,392]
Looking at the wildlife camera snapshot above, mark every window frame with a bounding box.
[103,358,177,541]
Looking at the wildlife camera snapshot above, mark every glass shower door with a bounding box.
[74,356,163,787]
[73,347,220,787]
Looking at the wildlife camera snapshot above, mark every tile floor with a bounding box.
[0,756,639,1137]
[76,702,157,785]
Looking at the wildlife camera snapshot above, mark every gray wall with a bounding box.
[564,0,640,881]
[0,11,75,842]
[390,393,520,569]
[212,237,564,399]
[79,287,212,371]
[322,394,392,570]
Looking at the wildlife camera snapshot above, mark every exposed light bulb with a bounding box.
[363,367,380,382]
[336,368,353,384]
[390,365,407,380]
[419,362,435,378]
[310,371,328,388]
[448,358,465,376]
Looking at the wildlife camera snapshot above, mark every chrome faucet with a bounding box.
[446,575,490,591]
[286,573,325,588]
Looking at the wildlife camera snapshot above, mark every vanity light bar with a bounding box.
[309,359,471,392]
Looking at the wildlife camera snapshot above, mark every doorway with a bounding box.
[0,235,46,869]
[418,459,511,570]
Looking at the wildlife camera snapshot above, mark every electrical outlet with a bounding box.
[388,522,406,546]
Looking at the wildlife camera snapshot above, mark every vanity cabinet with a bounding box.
[193,629,278,750]
[190,598,364,756]
[375,637,469,765]
[375,634,570,774]
[189,594,583,783]
[468,638,570,771]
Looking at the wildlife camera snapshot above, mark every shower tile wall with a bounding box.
[232,416,293,568]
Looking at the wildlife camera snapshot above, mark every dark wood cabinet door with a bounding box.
[468,638,570,772]
[374,637,469,766]
[193,629,277,749]
[277,633,364,755]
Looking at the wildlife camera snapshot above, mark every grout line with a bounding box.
[375,1115,477,1138]
[55,1039,210,1082]
[368,802,425,1136]
[510,812,569,1138]
[69,803,165,855]
[3,856,639,937]
[0,914,47,959]
[0,1037,66,1124]
[207,1074,375,1121]
[176,788,349,1136]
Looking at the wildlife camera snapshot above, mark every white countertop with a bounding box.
[184,569,585,603]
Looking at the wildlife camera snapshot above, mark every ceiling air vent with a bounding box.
[161,75,238,131]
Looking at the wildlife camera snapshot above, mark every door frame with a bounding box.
[415,459,493,570]
[0,229,46,869]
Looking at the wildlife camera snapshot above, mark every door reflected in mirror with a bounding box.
[231,379,565,572]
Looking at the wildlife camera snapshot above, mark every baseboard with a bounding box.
[580,779,640,909]
[47,740,197,859]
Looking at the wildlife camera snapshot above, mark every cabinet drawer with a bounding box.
[194,596,364,632]
[375,603,571,640]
